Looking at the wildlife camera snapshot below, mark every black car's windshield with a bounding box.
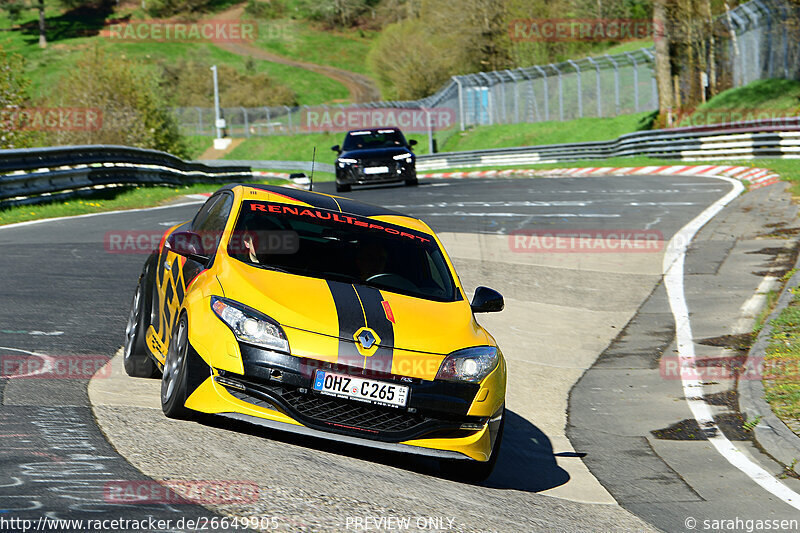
[342,129,407,151]
[229,200,459,302]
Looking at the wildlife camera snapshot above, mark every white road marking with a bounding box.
[420,212,621,218]
[739,276,780,320]
[0,200,204,232]
[0,346,56,379]
[663,176,800,510]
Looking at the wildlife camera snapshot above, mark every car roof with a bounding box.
[219,183,426,227]
[345,127,402,135]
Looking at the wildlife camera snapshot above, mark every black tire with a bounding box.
[439,408,505,483]
[123,278,160,378]
[404,176,418,186]
[336,182,351,193]
[161,313,193,419]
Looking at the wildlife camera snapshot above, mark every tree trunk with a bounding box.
[38,0,46,49]
[653,0,673,123]
[704,0,716,97]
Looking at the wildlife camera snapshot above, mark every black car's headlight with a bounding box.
[211,296,289,353]
[436,346,499,382]
[392,153,413,164]
[337,157,358,168]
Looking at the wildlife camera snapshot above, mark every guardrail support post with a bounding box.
[534,66,549,122]
[453,77,465,131]
[605,55,620,116]
[567,60,582,119]
[551,64,564,121]
[586,57,601,117]
[625,52,639,113]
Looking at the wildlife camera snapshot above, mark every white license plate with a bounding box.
[364,166,389,174]
[313,370,409,408]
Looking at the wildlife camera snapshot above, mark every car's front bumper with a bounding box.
[183,344,502,461]
[336,163,416,186]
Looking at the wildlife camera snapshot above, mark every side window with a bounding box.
[191,195,222,231]
[194,194,234,254]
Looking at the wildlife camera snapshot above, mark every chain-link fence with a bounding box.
[725,0,800,88]
[173,0,798,140]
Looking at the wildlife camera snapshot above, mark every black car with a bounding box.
[332,128,418,193]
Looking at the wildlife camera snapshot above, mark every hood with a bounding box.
[216,259,487,357]
[339,147,413,160]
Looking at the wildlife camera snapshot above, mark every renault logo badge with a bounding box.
[357,329,376,349]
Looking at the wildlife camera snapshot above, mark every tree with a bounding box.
[653,0,673,121]
[47,48,187,157]
[0,45,38,149]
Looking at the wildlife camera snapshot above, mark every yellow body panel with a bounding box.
[146,184,507,462]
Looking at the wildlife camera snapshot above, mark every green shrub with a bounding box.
[46,48,187,158]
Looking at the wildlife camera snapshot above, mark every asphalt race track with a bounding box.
[2,175,800,532]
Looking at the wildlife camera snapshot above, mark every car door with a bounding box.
[149,192,234,362]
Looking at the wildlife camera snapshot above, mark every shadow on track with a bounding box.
[192,408,569,493]
[484,410,570,492]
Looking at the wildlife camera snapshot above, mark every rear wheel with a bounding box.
[161,314,193,419]
[439,408,505,483]
[336,182,351,193]
[123,280,159,378]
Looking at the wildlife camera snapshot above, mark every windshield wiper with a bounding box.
[252,264,294,274]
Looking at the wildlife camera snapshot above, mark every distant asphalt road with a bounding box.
[1,175,799,532]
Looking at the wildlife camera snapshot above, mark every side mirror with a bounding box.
[331,145,340,152]
[166,231,209,262]
[408,139,418,147]
[471,286,504,313]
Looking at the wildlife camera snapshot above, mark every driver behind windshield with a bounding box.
[355,241,388,282]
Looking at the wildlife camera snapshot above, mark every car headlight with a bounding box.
[436,346,499,382]
[211,296,289,353]
[392,154,413,162]
[338,158,358,165]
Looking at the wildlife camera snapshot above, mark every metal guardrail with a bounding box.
[2,118,799,206]
[199,159,336,174]
[0,145,252,206]
[416,118,800,170]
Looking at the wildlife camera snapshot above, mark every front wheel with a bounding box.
[336,182,351,193]
[161,314,193,419]
[123,280,159,379]
[404,176,418,186]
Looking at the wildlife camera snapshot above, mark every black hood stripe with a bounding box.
[353,285,394,374]
[326,280,395,375]
[326,280,366,369]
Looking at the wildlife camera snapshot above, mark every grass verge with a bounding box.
[0,180,284,226]
[225,132,434,161]
[763,286,800,425]
[439,112,657,153]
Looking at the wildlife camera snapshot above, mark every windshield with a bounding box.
[228,200,459,302]
[342,129,407,151]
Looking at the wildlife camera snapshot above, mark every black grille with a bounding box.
[280,386,424,432]
[222,379,468,442]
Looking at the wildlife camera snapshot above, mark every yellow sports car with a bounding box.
[123,184,506,480]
